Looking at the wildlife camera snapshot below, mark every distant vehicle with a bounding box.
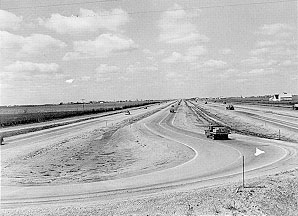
[293,104,298,110]
[205,125,230,140]
[205,102,208,104]
[170,108,175,113]
[144,106,148,109]
[125,110,131,115]
[226,105,234,110]
[171,105,174,107]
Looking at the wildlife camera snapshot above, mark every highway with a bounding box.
[1,101,298,209]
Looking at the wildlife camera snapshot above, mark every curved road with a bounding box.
[1,103,298,209]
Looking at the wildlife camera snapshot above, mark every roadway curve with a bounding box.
[1,102,298,209]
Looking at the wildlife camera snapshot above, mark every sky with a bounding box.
[0,0,297,105]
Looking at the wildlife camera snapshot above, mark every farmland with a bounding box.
[0,100,162,127]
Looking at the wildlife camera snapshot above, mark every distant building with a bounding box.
[269,92,292,101]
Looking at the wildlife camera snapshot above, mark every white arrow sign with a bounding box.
[255,148,265,156]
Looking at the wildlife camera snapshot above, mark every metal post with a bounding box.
[278,129,280,140]
[242,155,245,188]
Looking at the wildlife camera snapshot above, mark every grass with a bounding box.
[0,101,162,128]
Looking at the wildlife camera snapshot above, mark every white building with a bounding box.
[269,92,292,101]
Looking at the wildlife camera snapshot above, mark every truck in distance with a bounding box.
[205,125,230,140]
[226,105,234,110]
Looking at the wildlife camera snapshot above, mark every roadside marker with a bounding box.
[243,148,265,188]
[254,148,265,156]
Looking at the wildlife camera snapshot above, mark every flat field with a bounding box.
[0,100,161,127]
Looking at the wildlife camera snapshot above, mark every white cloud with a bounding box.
[279,59,298,67]
[158,4,209,44]
[247,68,265,74]
[241,57,265,65]
[4,61,59,73]
[63,33,137,60]
[65,79,74,83]
[163,46,207,64]
[202,59,227,68]
[258,23,295,36]
[250,47,270,55]
[246,68,276,76]
[0,10,23,30]
[162,52,195,63]
[39,8,129,34]
[0,31,66,59]
[126,64,158,74]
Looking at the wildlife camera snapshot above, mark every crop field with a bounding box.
[0,100,162,127]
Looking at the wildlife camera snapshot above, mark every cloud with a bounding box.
[63,33,137,60]
[95,64,120,81]
[65,79,74,83]
[250,47,270,56]
[163,46,207,64]
[203,59,227,68]
[241,57,265,65]
[39,8,129,34]
[279,59,298,67]
[0,31,66,59]
[4,61,60,75]
[126,64,158,74]
[258,23,295,36]
[247,68,275,75]
[158,4,209,44]
[162,52,195,63]
[0,10,23,30]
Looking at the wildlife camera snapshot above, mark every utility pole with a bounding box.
[81,99,85,111]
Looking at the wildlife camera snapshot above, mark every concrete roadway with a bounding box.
[1,103,298,208]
